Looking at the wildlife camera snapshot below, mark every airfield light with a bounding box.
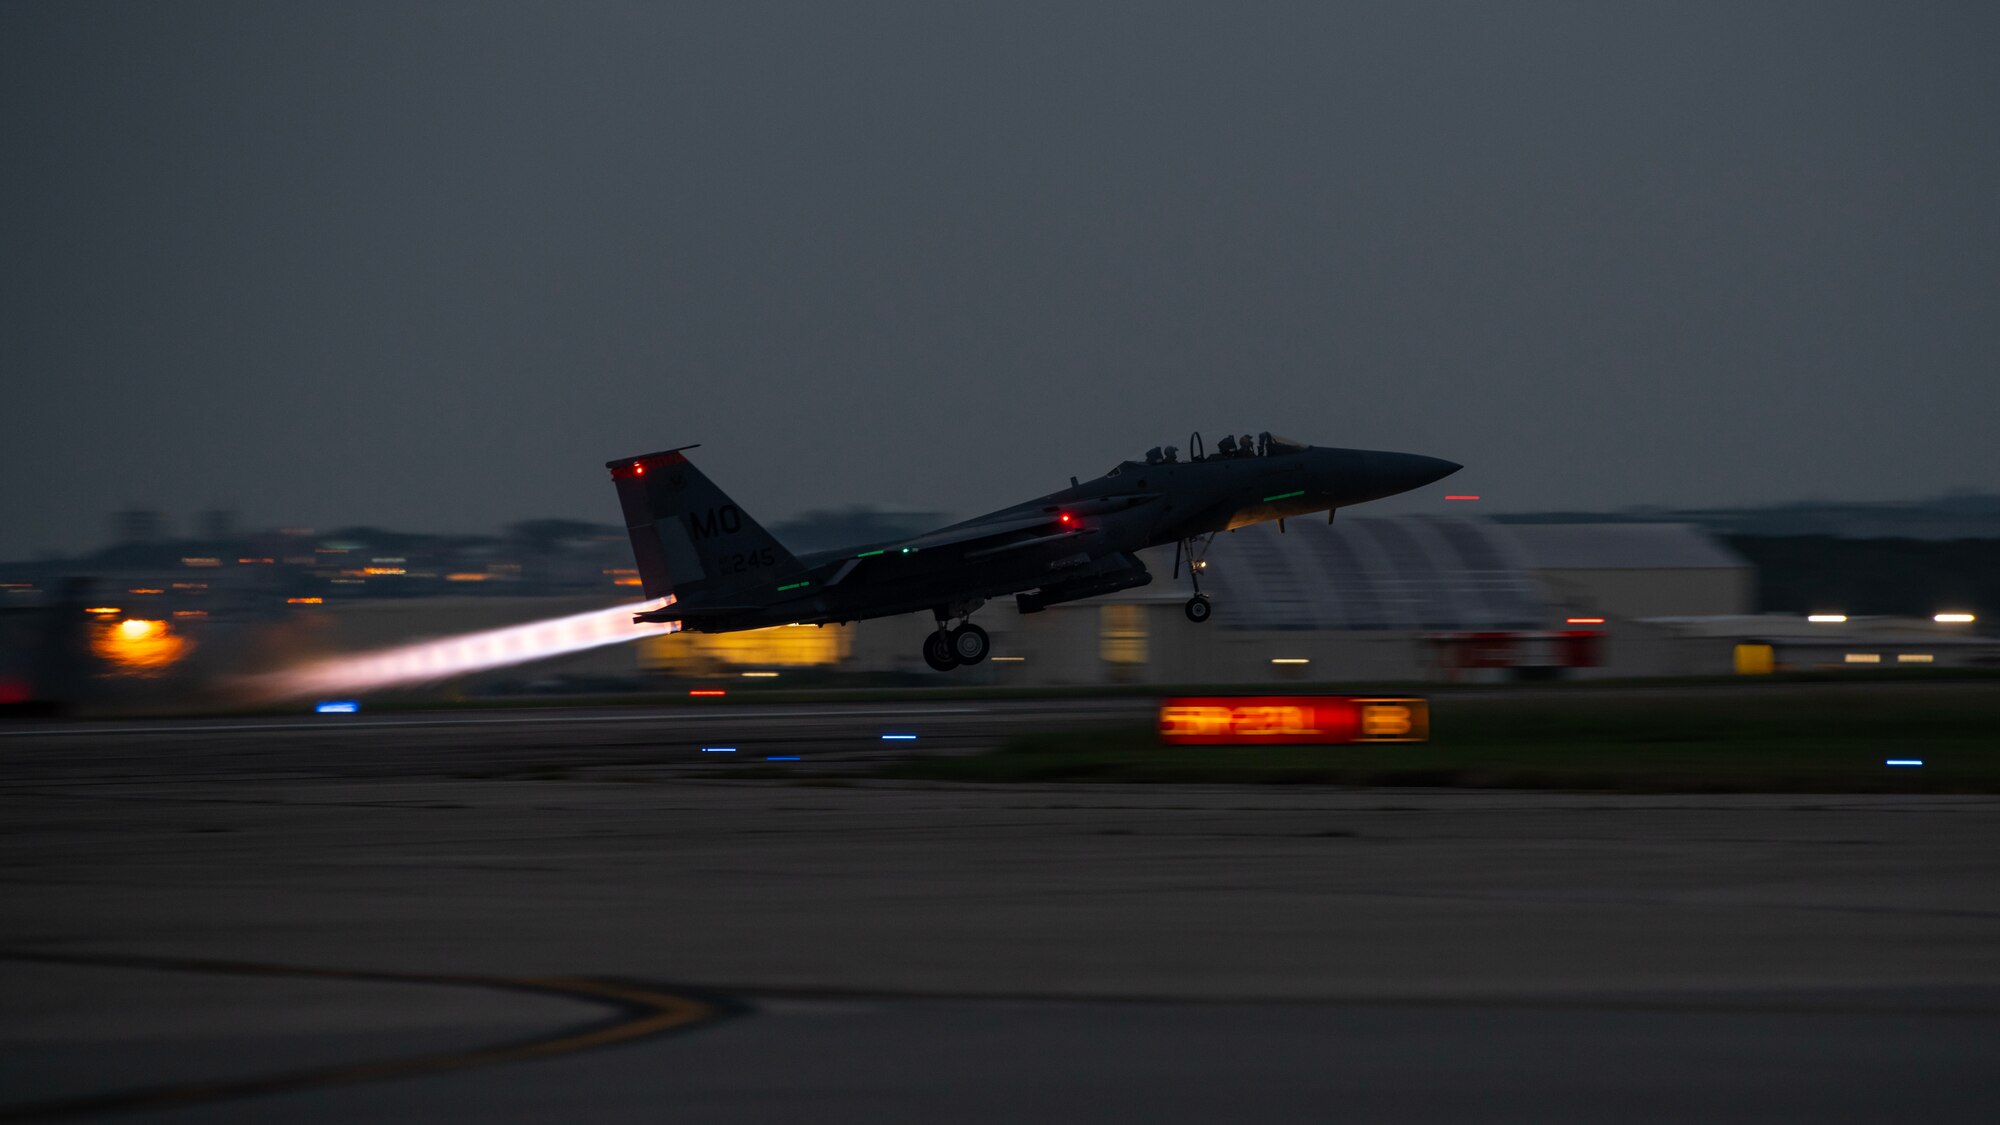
[315,701,359,714]
[1566,617,1606,625]
[1844,653,1881,664]
[1885,759,1924,767]
[94,618,187,677]
[1807,614,1847,624]
[1270,658,1311,665]
[881,733,917,741]
[699,747,737,753]
[768,756,801,761]
[1898,654,1934,663]
[1935,613,1975,624]
[741,671,780,678]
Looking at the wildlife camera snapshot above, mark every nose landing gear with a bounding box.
[1174,534,1217,624]
[921,602,990,671]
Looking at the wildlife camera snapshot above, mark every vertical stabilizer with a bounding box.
[606,447,806,607]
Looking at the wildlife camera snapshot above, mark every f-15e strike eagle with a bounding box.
[607,433,1460,671]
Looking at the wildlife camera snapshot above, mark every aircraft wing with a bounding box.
[885,513,1065,554]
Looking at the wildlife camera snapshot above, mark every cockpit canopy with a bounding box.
[1140,431,1306,466]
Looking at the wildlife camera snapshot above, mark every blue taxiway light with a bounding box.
[881,733,918,741]
[1885,759,1924,767]
[767,756,801,761]
[700,747,738,753]
[315,701,359,714]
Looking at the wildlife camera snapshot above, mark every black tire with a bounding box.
[923,630,960,671]
[1184,595,1213,623]
[950,623,990,665]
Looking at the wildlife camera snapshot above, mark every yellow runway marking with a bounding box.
[0,951,732,1122]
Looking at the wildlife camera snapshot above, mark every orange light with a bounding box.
[613,577,643,586]
[173,610,207,618]
[128,588,164,595]
[1566,617,1605,625]
[93,618,188,677]
[287,597,324,605]
[1159,696,1429,745]
[85,606,121,615]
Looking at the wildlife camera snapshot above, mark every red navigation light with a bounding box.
[1445,495,1480,501]
[688,689,727,697]
[634,462,645,475]
[1058,512,1075,526]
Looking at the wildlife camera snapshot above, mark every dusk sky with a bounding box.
[4,2,1995,558]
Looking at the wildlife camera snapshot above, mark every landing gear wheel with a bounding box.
[949,623,990,665]
[1184,594,1213,623]
[923,631,960,671]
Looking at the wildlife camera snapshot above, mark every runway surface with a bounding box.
[3,699,1997,1121]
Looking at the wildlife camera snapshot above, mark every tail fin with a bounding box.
[606,446,807,607]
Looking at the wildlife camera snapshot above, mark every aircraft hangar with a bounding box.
[823,516,1759,684]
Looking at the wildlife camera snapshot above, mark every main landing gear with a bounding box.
[922,602,990,671]
[1174,534,1216,624]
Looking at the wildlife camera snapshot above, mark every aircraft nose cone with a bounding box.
[1369,452,1462,496]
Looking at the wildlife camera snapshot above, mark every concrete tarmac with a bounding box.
[3,701,1996,1121]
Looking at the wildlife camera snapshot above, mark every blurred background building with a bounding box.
[1,497,1994,710]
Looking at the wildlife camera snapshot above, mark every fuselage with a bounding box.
[690,442,1459,631]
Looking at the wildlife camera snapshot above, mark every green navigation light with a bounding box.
[776,581,810,591]
[856,550,885,558]
[1262,489,1306,502]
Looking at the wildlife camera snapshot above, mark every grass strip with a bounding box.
[873,686,2000,793]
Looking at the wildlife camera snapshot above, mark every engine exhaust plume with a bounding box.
[238,598,681,702]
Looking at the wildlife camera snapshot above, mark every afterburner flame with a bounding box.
[240,598,680,701]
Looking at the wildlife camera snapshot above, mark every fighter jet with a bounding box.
[607,432,1460,671]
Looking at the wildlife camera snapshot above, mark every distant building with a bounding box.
[111,507,167,545]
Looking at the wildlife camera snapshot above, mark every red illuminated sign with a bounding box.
[1158,696,1429,745]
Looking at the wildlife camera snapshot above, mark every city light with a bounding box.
[1935,613,1975,624]
[1270,658,1311,665]
[236,599,679,701]
[1807,614,1847,623]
